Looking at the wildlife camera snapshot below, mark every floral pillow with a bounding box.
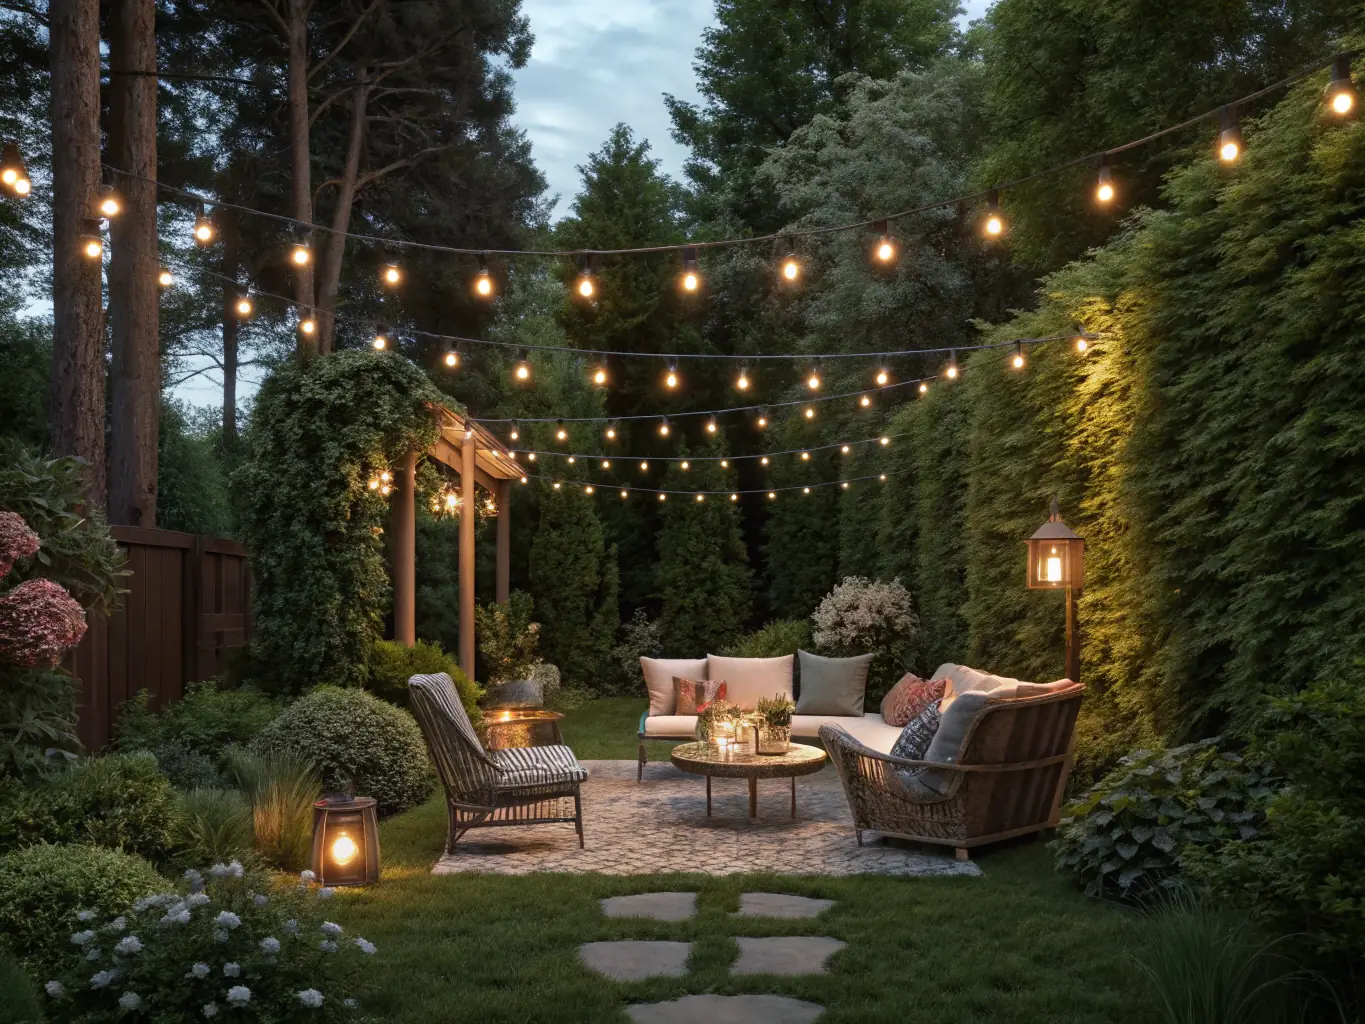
[880,674,947,727]
[673,677,727,715]
[890,702,940,761]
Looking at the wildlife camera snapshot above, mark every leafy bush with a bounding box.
[251,687,432,816]
[0,843,163,972]
[473,591,540,684]
[1052,739,1278,900]
[367,638,480,716]
[720,619,813,658]
[0,752,176,861]
[0,949,43,1022]
[115,683,280,771]
[169,788,254,871]
[41,862,378,1020]
[227,750,319,873]
[607,609,662,695]
[812,576,918,697]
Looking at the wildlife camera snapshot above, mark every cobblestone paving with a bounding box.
[432,760,980,877]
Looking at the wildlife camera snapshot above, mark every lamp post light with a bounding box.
[1027,497,1085,683]
[311,793,380,886]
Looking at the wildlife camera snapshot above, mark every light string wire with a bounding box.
[101,49,1355,260]
[157,250,1091,403]
[526,470,909,496]
[516,433,903,462]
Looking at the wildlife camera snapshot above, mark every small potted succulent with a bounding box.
[755,693,795,754]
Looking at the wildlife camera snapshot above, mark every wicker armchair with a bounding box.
[821,685,1083,860]
[408,673,587,852]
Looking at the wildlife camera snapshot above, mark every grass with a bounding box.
[331,696,1158,1023]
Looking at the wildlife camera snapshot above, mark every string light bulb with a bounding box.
[680,246,701,292]
[192,203,214,244]
[0,141,30,196]
[721,459,729,468]
[806,363,821,390]
[658,493,667,502]
[1013,341,1025,369]
[372,324,388,351]
[514,349,532,382]
[1327,55,1357,116]
[601,460,611,470]
[382,260,401,286]
[730,493,738,502]
[664,361,679,390]
[761,456,770,466]
[919,382,929,394]
[584,485,594,495]
[592,361,609,386]
[621,489,628,499]
[95,184,121,218]
[444,345,459,369]
[736,363,751,390]
[800,451,810,461]
[757,411,768,429]
[640,461,648,472]
[706,416,717,434]
[658,417,670,437]
[875,367,889,386]
[803,487,811,495]
[695,493,704,502]
[575,254,596,299]
[567,456,576,465]
[841,445,850,454]
[984,189,1006,238]
[1218,106,1242,162]
[290,227,312,266]
[880,436,891,446]
[804,406,816,420]
[871,220,896,264]
[859,395,872,408]
[681,461,690,471]
[605,422,617,441]
[298,310,317,336]
[781,251,800,282]
[945,351,959,379]
[157,268,173,288]
[234,290,253,318]
[768,491,776,501]
[1096,158,1115,204]
[1076,336,1089,354]
[509,423,520,442]
[473,255,494,298]
[555,420,568,442]
[80,223,102,260]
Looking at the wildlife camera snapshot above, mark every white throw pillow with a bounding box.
[706,654,793,711]
[641,657,707,716]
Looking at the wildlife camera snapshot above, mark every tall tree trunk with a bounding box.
[48,0,106,503]
[220,227,240,450]
[107,0,159,527]
[287,0,316,356]
[315,75,369,354]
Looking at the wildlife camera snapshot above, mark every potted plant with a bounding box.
[755,693,795,754]
[473,591,542,708]
[695,698,743,743]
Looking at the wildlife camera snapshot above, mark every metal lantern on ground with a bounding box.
[1026,497,1085,683]
[311,793,380,886]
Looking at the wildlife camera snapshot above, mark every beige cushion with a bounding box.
[793,713,902,753]
[642,657,707,716]
[1012,680,1078,698]
[643,714,699,737]
[935,664,1022,714]
[706,654,793,710]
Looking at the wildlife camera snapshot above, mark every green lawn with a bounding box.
[331,697,1157,1023]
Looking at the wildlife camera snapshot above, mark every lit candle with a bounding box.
[1046,550,1062,583]
[716,738,731,759]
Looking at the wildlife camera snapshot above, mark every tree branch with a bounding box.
[255,0,290,37]
[354,143,455,189]
[308,0,386,82]
[0,0,48,26]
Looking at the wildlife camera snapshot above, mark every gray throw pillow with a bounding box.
[794,650,873,717]
[912,691,993,797]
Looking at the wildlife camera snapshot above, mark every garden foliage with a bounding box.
[472,591,540,684]
[226,750,319,873]
[607,609,663,696]
[812,576,917,696]
[168,787,255,871]
[251,687,432,816]
[367,638,480,715]
[719,619,813,659]
[236,351,444,693]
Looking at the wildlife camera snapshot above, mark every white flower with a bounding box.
[106,916,127,933]
[226,985,251,1006]
[71,930,96,946]
[76,910,96,923]
[85,947,101,961]
[208,863,232,879]
[227,860,244,877]
[317,887,336,900]
[354,937,376,955]
[259,937,281,955]
[114,935,143,956]
[283,919,300,935]
[190,962,211,979]
[118,991,142,1011]
[44,980,65,998]
[187,892,210,907]
[183,868,203,884]
[344,997,358,1009]
[202,1002,219,1018]
[90,970,116,990]
[161,906,191,926]
[297,988,324,1009]
[222,962,241,978]
[252,893,268,907]
[320,921,343,937]
[213,911,241,930]
[132,893,174,912]
[299,870,316,882]
[319,940,338,953]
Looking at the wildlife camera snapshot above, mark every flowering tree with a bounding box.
[43,862,376,1021]
[0,578,87,667]
[812,576,919,696]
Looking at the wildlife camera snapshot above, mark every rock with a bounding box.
[626,994,824,1023]
[578,940,690,981]
[734,893,834,919]
[601,891,698,921]
[731,936,846,976]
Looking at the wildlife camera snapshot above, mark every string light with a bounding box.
[804,406,816,420]
[192,203,214,244]
[585,485,594,495]
[768,491,776,500]
[695,493,704,502]
[372,324,388,351]
[95,184,121,218]
[945,350,959,379]
[1218,106,1242,162]
[1095,157,1116,204]
[842,481,849,489]
[757,411,768,428]
[659,417,672,438]
[234,289,253,318]
[509,422,520,442]
[919,382,929,394]
[800,451,810,461]
[1013,342,1026,369]
[720,460,729,468]
[880,436,890,446]
[605,422,617,441]
[567,456,576,465]
[0,141,30,196]
[1327,55,1357,115]
[621,489,628,499]
[658,493,667,502]
[859,394,872,408]
[681,461,689,470]
[664,361,679,390]
[592,359,609,386]
[984,189,1005,238]
[601,460,611,470]
[806,363,821,390]
[575,254,596,299]
[382,260,401,286]
[291,228,312,266]
[680,246,701,292]
[1076,336,1089,353]
[880,474,887,481]
[872,219,896,264]
[553,482,561,490]
[514,349,531,382]
[803,487,811,495]
[556,420,568,442]
[781,250,800,282]
[79,220,102,260]
[736,363,751,390]
[760,456,770,466]
[730,493,738,502]
[444,344,459,369]
[527,452,537,461]
[640,461,648,471]
[474,255,494,298]
[706,416,717,434]
[841,445,850,454]
[875,367,889,386]
[298,310,317,336]
[158,268,173,288]
[520,476,528,484]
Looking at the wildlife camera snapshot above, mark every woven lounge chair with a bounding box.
[820,684,1083,860]
[408,672,587,851]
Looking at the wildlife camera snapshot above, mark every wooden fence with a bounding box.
[66,526,252,751]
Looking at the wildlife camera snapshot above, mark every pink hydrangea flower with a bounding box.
[0,511,40,578]
[0,578,87,667]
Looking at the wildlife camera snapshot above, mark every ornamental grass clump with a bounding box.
[42,862,377,1021]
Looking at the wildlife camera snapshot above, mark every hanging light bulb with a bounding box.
[983,188,1006,238]
[80,221,102,260]
[800,451,810,461]
[552,482,561,490]
[585,485,594,495]
[1327,55,1358,116]
[444,344,459,369]
[192,203,214,244]
[1095,157,1116,204]
[527,452,537,462]
[592,359,609,386]
[680,246,701,292]
[658,417,670,437]
[919,382,929,394]
[1076,336,1089,354]
[445,492,460,512]
[859,395,872,408]
[1012,341,1025,369]
[875,367,889,386]
[735,362,751,390]
[871,219,896,264]
[841,445,851,454]
[730,493,738,502]
[95,184,121,218]
[555,420,568,442]
[658,493,667,502]
[706,416,717,434]
[879,473,888,482]
[520,476,529,484]
[382,260,401,286]
[372,324,388,351]
[681,460,690,471]
[806,362,821,390]
[298,309,318,336]
[568,455,578,466]
[473,254,494,298]
[621,489,628,499]
[605,422,618,441]
[842,481,850,489]
[695,493,704,502]
[945,350,959,379]
[0,141,30,196]
[514,349,532,382]
[664,361,679,390]
[781,249,800,283]
[768,491,776,501]
[601,459,611,470]
[757,410,768,429]
[234,289,253,318]
[157,268,173,288]
[509,422,520,442]
[290,226,312,266]
[720,459,729,468]
[803,487,811,495]
[575,254,596,299]
[761,456,770,466]
[1218,106,1242,163]
[804,406,816,420]
[640,461,649,472]
[879,436,891,446]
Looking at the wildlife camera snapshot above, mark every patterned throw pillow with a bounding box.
[673,677,727,715]
[890,702,940,761]
[880,675,947,727]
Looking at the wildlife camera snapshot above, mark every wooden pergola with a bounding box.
[388,404,522,681]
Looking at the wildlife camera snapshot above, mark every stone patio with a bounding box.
[432,759,981,877]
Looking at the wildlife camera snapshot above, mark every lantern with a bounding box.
[1027,497,1084,682]
[311,794,379,886]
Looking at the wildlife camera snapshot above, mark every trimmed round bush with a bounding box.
[0,843,164,972]
[252,686,433,815]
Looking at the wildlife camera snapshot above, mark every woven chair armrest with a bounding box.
[849,748,1070,774]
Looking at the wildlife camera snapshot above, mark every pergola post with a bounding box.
[495,479,510,604]
[390,448,417,647]
[459,430,476,679]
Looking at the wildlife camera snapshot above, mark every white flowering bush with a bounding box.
[811,576,918,696]
[42,862,375,1021]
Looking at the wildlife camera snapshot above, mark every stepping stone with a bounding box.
[627,994,824,1024]
[734,892,834,919]
[732,936,846,976]
[601,891,698,921]
[579,940,690,981]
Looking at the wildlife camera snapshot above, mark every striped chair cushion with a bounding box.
[492,744,589,788]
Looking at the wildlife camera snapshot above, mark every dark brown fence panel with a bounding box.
[68,527,252,751]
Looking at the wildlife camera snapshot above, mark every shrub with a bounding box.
[0,950,42,1022]
[40,862,378,1020]
[367,638,480,716]
[0,843,164,972]
[473,591,540,684]
[251,687,432,816]
[1052,739,1278,900]
[227,749,319,872]
[812,576,918,698]
[720,619,813,659]
[0,752,176,861]
[169,788,254,871]
[608,609,662,695]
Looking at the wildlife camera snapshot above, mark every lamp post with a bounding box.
[1027,497,1085,683]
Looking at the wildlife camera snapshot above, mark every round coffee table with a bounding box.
[670,742,827,819]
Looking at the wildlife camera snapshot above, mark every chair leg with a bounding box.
[855,829,864,847]
[637,742,646,782]
[574,789,584,848]
[954,847,970,862]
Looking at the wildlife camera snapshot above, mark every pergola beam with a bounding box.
[459,429,476,678]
